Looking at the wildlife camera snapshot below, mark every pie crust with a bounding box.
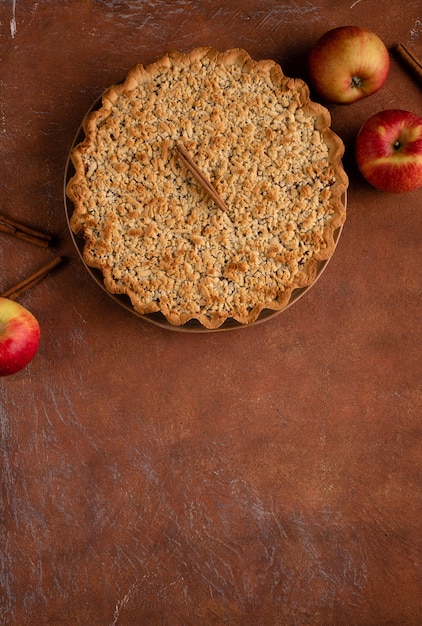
[66,47,348,329]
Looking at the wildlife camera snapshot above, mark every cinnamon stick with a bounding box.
[1,256,64,300]
[394,44,422,86]
[0,212,52,248]
[175,143,228,212]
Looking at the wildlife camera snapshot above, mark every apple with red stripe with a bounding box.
[308,26,390,104]
[0,297,40,376]
[356,109,422,193]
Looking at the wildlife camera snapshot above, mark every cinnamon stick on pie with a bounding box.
[175,143,228,213]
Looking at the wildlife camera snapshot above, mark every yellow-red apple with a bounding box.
[308,26,390,104]
[355,109,422,193]
[0,298,40,376]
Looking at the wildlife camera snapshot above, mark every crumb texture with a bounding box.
[67,47,348,328]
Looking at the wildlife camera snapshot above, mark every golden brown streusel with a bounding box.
[67,47,348,328]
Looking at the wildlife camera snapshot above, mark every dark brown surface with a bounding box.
[1,1,421,624]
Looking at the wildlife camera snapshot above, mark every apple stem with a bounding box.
[393,140,401,150]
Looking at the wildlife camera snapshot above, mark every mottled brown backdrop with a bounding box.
[0,1,421,624]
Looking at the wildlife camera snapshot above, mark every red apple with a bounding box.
[355,109,422,193]
[308,26,390,104]
[0,297,40,376]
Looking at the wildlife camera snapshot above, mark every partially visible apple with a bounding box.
[355,109,422,193]
[0,298,40,376]
[308,26,390,104]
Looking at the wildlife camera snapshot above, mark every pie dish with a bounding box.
[66,47,348,330]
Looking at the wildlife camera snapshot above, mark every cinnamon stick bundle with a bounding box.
[0,212,52,248]
[394,44,422,86]
[1,256,64,300]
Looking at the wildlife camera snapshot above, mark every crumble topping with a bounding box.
[67,47,348,328]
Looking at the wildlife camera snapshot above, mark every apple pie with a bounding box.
[66,47,348,329]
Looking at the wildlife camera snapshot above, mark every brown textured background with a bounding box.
[1,1,421,624]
